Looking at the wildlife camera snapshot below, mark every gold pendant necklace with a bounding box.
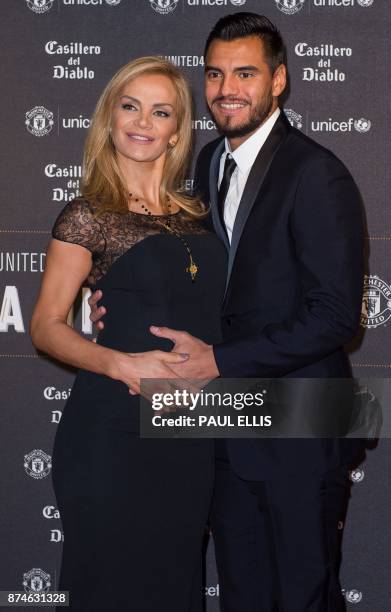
[129,192,199,282]
[157,220,199,282]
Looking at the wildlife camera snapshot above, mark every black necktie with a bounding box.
[218,154,236,227]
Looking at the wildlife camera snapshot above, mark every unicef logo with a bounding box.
[275,0,306,15]
[24,449,52,479]
[284,108,303,130]
[26,0,54,13]
[357,0,374,6]
[150,0,179,14]
[23,568,51,592]
[354,118,371,133]
[105,0,122,4]
[361,274,391,329]
[345,589,363,604]
[25,106,54,137]
[229,0,247,5]
[349,467,365,483]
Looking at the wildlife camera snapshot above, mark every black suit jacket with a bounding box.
[194,112,364,479]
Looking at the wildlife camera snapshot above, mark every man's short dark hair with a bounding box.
[204,12,286,74]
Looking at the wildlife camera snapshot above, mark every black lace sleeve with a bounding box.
[51,198,105,254]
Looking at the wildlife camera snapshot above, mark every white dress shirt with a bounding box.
[218,107,281,243]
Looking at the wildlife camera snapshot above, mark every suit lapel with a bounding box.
[209,139,230,251]
[225,114,289,294]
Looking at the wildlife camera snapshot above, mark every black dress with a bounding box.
[50,198,227,611]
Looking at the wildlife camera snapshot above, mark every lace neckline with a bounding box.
[127,209,182,218]
[51,198,208,287]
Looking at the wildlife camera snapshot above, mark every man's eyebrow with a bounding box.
[120,95,174,108]
[233,65,260,72]
[204,65,260,72]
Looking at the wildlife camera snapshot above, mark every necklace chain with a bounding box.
[128,192,198,282]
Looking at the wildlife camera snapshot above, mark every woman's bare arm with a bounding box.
[31,238,123,376]
[30,239,188,393]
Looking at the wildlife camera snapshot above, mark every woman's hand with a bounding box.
[111,349,190,396]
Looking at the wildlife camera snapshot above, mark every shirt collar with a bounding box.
[224,107,281,175]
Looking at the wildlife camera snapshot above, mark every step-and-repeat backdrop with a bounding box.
[1,0,390,610]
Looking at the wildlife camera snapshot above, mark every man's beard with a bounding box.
[211,93,274,139]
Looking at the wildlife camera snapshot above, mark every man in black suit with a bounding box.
[90,13,364,611]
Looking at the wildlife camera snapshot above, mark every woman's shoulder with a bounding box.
[55,197,99,220]
[51,197,104,252]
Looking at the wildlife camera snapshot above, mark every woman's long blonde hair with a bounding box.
[82,56,205,217]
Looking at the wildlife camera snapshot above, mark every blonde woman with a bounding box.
[30,57,227,610]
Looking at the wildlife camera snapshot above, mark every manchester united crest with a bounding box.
[284,108,303,130]
[361,274,391,329]
[25,106,54,137]
[23,568,51,592]
[26,0,54,14]
[150,0,179,15]
[275,0,306,15]
[24,449,52,479]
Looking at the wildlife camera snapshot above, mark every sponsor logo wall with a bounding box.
[1,0,390,609]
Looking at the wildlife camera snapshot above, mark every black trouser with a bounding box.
[211,442,348,612]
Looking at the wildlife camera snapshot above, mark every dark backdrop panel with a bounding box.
[1,1,390,609]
